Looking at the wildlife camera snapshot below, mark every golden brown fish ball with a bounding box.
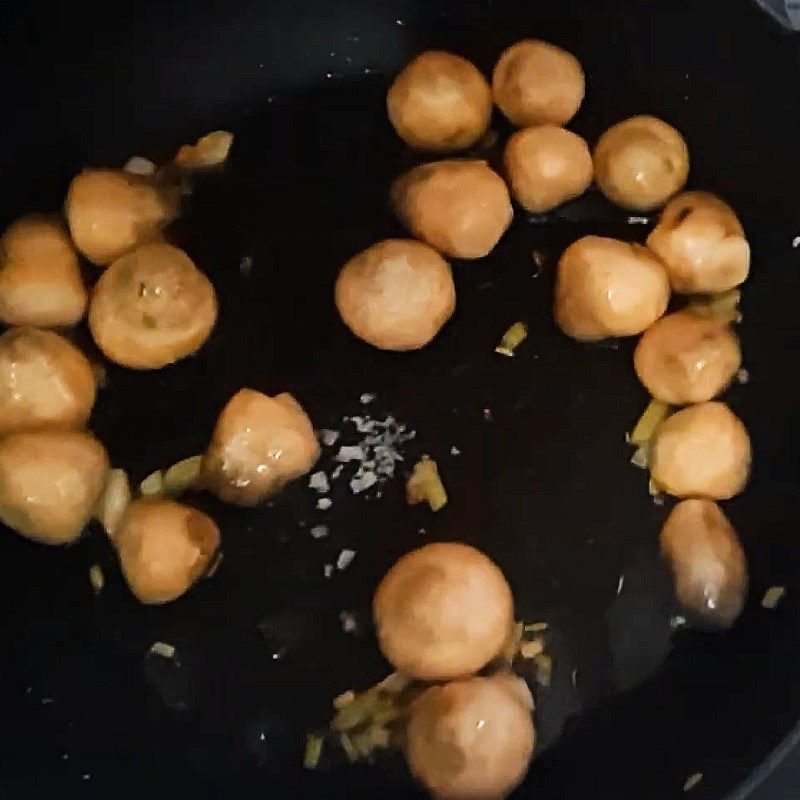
[554,236,670,341]
[503,125,593,213]
[405,674,535,800]
[0,429,108,545]
[0,216,87,327]
[335,239,455,351]
[88,242,217,370]
[387,51,492,152]
[391,159,513,259]
[492,39,585,127]
[373,542,514,681]
[660,498,748,629]
[113,497,220,604]
[0,328,96,435]
[633,310,741,405]
[202,388,320,507]
[646,191,750,293]
[593,116,689,211]
[650,401,751,500]
[65,168,176,266]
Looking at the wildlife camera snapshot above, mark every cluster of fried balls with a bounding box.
[0,36,754,800]
[331,40,753,800]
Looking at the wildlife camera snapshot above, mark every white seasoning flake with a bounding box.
[309,471,330,494]
[616,575,625,596]
[149,641,176,659]
[123,156,157,175]
[331,464,345,480]
[89,564,104,595]
[337,549,356,571]
[792,236,800,249]
[320,429,340,447]
[571,668,579,687]
[336,445,366,462]
[450,446,461,456]
[311,525,329,539]
[736,368,750,384]
[317,497,333,511]
[683,773,703,792]
[324,563,334,578]
[627,215,650,225]
[359,392,376,405]
[339,610,358,634]
[483,408,494,422]
[349,472,378,494]
[762,586,786,609]
[239,255,253,277]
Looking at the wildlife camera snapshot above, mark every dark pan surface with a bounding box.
[1,1,799,798]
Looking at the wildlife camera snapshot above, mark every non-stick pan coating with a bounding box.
[1,1,799,798]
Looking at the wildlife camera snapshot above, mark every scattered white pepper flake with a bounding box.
[616,575,625,596]
[317,497,333,511]
[330,464,345,480]
[450,446,461,456]
[336,445,366,462]
[627,215,650,225]
[41,697,55,705]
[483,408,494,422]
[324,564,334,578]
[89,564,104,595]
[670,614,688,630]
[683,773,703,792]
[309,471,330,493]
[149,641,176,659]
[311,525,329,539]
[532,249,545,269]
[337,549,356,571]
[339,610,358,634]
[736,368,750,384]
[350,472,378,494]
[320,429,339,447]
[630,446,649,469]
[418,527,426,535]
[239,255,253,277]
[571,668,579,687]
[761,586,786,609]
[123,156,156,176]
[792,236,800,248]
[359,392,376,405]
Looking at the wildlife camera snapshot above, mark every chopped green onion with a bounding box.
[495,321,529,357]
[303,734,323,770]
[629,399,671,446]
[406,455,447,511]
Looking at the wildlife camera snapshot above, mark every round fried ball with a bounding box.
[660,498,747,630]
[405,674,535,800]
[650,401,750,500]
[0,216,87,327]
[392,159,513,259]
[492,39,585,127]
[335,239,455,351]
[113,497,220,604]
[0,429,108,545]
[202,388,320,507]
[0,328,96,435]
[89,242,217,370]
[646,191,750,293]
[387,51,492,152]
[554,236,670,341]
[65,168,176,266]
[373,542,513,681]
[593,116,689,211]
[503,125,593,213]
[633,310,741,405]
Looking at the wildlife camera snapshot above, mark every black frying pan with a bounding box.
[1,0,800,798]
